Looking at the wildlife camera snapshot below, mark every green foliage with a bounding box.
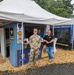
[34,0,73,18]
[71,14,74,18]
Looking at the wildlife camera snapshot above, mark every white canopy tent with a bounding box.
[0,0,74,66]
[0,0,73,26]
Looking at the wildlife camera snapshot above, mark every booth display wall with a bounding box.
[10,23,22,67]
[1,23,45,67]
[2,23,22,67]
[51,25,74,45]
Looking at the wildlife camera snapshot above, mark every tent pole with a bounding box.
[72,24,74,50]
[52,25,54,36]
[53,25,55,53]
[22,22,24,66]
[72,36,73,50]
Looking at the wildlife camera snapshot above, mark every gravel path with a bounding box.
[0,63,74,75]
[0,48,74,75]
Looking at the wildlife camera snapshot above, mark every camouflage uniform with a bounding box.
[29,34,42,63]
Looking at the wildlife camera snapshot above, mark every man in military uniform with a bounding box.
[29,28,42,66]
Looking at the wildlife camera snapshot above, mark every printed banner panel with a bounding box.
[17,23,22,43]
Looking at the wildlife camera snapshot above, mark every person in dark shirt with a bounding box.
[43,30,54,62]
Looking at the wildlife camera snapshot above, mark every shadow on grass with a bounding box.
[0,62,74,75]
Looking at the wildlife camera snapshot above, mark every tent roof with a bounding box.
[0,0,73,26]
